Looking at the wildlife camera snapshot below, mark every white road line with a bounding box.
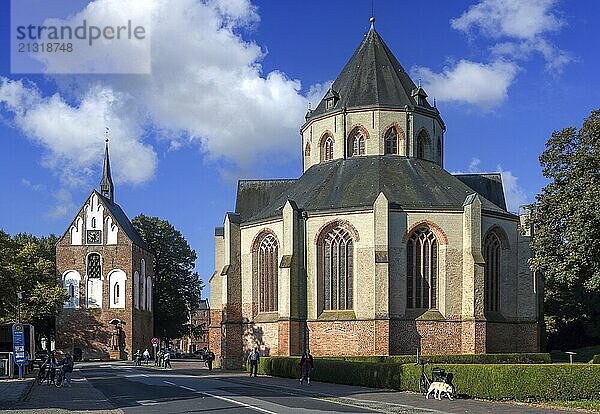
[199,391,277,414]
[179,385,196,391]
[162,380,177,386]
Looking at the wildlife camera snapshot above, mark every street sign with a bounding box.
[12,323,26,365]
[151,337,159,345]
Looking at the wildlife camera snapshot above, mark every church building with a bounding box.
[56,141,154,360]
[209,23,542,368]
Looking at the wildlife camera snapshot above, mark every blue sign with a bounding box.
[12,323,26,366]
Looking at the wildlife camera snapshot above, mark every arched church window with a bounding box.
[348,129,366,156]
[63,270,81,308]
[257,233,278,312]
[417,129,431,159]
[133,271,139,309]
[321,135,334,161]
[406,226,438,309]
[87,253,101,278]
[109,270,126,309]
[319,226,354,311]
[384,127,398,154]
[484,232,502,312]
[305,142,311,157]
[437,137,442,162]
[140,259,146,310]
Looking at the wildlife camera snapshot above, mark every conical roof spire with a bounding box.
[100,138,114,202]
[306,26,436,120]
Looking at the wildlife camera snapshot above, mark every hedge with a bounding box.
[258,357,600,402]
[321,353,551,365]
[594,355,600,364]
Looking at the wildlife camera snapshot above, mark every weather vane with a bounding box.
[105,126,110,143]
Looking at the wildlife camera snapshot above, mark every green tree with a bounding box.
[132,215,203,343]
[0,231,66,337]
[530,109,600,349]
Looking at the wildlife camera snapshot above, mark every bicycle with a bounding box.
[36,364,47,385]
[417,359,431,395]
[54,368,65,388]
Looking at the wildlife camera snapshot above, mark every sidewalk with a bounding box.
[0,378,34,408]
[226,374,584,414]
[2,369,119,414]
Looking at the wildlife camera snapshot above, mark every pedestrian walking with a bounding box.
[155,349,161,366]
[134,350,141,366]
[299,349,314,385]
[247,347,260,377]
[206,350,215,371]
[163,350,171,368]
[143,349,150,365]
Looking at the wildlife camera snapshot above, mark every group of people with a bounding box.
[39,351,74,387]
[134,348,172,368]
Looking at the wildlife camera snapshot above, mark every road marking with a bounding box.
[199,391,277,414]
[162,380,177,386]
[138,399,161,405]
[179,385,196,391]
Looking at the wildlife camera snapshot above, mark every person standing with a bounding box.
[134,350,141,366]
[206,350,215,371]
[247,347,260,377]
[58,353,74,387]
[143,349,150,365]
[299,349,314,385]
[163,350,171,368]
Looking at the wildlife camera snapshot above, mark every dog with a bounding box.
[426,381,454,400]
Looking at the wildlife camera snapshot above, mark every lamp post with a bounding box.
[17,291,24,323]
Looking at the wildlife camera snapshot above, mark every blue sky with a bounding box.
[1,0,599,296]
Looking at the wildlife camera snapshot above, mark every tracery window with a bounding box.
[257,233,278,312]
[417,129,430,159]
[348,129,365,156]
[384,127,398,154]
[484,232,502,312]
[406,226,438,309]
[321,136,334,161]
[319,226,354,310]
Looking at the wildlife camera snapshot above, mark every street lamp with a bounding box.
[17,291,24,323]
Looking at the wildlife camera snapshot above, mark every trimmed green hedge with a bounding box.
[322,353,550,365]
[594,355,600,364]
[258,357,600,402]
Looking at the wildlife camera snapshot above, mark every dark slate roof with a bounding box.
[235,180,296,222]
[237,156,509,223]
[307,27,435,120]
[96,191,150,251]
[454,173,507,211]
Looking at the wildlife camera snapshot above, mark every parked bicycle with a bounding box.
[416,359,448,395]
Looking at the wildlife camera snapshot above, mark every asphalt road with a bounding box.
[80,363,380,413]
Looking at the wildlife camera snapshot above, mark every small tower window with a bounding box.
[91,217,96,228]
[384,127,398,155]
[348,128,366,157]
[321,135,334,161]
[417,129,431,159]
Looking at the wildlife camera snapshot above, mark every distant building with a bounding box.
[210,23,541,369]
[178,299,210,354]
[55,141,154,360]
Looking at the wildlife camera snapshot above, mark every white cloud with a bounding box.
[1,0,318,189]
[412,60,518,109]
[0,78,156,186]
[451,0,564,40]
[497,166,529,213]
[451,0,570,72]
[46,188,77,219]
[468,157,481,173]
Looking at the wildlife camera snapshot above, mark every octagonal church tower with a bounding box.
[56,141,154,361]
[210,24,541,369]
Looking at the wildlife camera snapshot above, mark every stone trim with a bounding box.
[484,224,511,250]
[314,219,360,244]
[318,130,335,145]
[402,220,448,245]
[250,228,279,253]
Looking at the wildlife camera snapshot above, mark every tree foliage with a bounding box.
[132,215,203,341]
[0,231,66,337]
[530,109,600,348]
